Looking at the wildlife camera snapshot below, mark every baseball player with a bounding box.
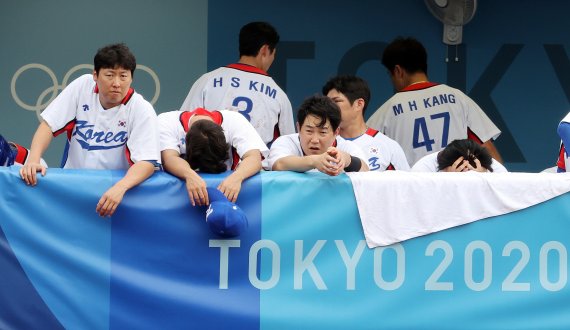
[20,43,161,217]
[159,107,268,206]
[366,37,502,166]
[180,21,294,147]
[411,139,508,173]
[556,112,570,172]
[322,75,409,171]
[267,95,369,174]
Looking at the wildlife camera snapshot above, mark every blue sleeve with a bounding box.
[557,122,570,149]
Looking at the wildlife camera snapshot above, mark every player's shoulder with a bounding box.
[158,110,183,121]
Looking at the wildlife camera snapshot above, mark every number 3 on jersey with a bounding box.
[232,96,253,121]
[412,112,450,151]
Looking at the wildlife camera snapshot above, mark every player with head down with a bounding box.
[411,139,507,173]
[159,107,268,207]
[19,43,161,217]
[266,95,369,174]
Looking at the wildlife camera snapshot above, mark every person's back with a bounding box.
[367,37,501,165]
[180,21,294,146]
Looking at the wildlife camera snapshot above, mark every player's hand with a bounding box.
[96,183,128,217]
[312,150,342,176]
[466,157,488,172]
[218,175,242,203]
[185,172,208,206]
[442,156,469,172]
[19,162,47,186]
[327,147,350,171]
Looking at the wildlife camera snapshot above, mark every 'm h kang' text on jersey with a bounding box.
[392,93,456,116]
[210,77,278,99]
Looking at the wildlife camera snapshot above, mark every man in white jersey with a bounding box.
[366,37,502,165]
[20,43,161,217]
[412,139,507,173]
[322,75,409,171]
[267,95,368,174]
[159,107,268,206]
[180,21,294,146]
[556,112,570,172]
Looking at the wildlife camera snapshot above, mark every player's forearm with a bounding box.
[28,121,53,163]
[272,155,317,172]
[232,150,262,182]
[114,161,155,191]
[482,140,503,164]
[162,151,194,179]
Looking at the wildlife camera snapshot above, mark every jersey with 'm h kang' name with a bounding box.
[366,82,501,165]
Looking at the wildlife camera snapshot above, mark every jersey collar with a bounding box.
[226,63,268,76]
[401,81,439,92]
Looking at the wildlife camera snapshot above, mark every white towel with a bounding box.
[347,171,570,247]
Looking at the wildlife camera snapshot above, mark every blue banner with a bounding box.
[0,167,569,329]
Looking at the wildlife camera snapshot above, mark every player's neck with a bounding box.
[339,120,368,139]
[404,72,429,88]
[238,56,263,70]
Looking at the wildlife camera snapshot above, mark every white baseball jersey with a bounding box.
[367,82,501,165]
[266,133,367,171]
[556,112,570,172]
[41,74,160,169]
[158,108,269,170]
[346,127,410,171]
[180,63,295,146]
[411,151,508,173]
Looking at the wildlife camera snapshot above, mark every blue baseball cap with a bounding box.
[205,187,248,237]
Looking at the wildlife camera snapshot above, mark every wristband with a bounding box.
[344,156,361,172]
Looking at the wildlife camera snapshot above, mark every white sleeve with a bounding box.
[158,112,183,153]
[180,74,209,111]
[490,159,508,173]
[126,100,161,163]
[266,135,299,170]
[411,153,439,172]
[40,75,87,132]
[278,96,296,136]
[464,94,501,142]
[390,142,410,170]
[225,112,269,159]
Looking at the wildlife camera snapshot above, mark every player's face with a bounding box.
[93,67,133,109]
[298,115,337,155]
[326,89,358,125]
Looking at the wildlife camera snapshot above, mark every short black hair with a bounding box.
[297,95,342,131]
[94,43,136,75]
[382,37,428,75]
[437,139,494,172]
[185,120,230,173]
[239,21,280,57]
[322,75,371,116]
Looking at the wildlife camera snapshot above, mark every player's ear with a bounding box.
[92,70,98,82]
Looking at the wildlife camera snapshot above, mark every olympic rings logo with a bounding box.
[11,63,161,120]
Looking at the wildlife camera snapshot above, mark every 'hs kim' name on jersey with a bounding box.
[212,77,278,99]
[392,93,456,116]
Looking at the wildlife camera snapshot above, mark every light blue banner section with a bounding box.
[260,172,570,329]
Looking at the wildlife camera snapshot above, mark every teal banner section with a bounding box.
[0,167,569,329]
